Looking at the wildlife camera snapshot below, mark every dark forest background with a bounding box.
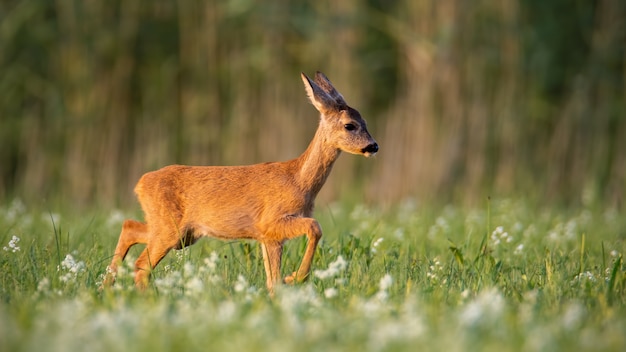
[0,0,624,208]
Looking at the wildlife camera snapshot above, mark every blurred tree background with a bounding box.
[0,0,624,208]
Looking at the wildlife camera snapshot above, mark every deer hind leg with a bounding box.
[278,217,322,285]
[261,241,283,294]
[103,220,148,286]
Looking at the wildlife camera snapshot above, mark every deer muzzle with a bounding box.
[362,143,379,156]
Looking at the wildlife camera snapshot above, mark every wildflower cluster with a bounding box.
[547,211,591,243]
[427,216,451,239]
[3,235,20,252]
[233,274,258,300]
[491,226,513,246]
[154,252,223,297]
[360,274,395,316]
[277,284,322,314]
[199,251,220,283]
[459,288,505,327]
[490,225,525,255]
[36,277,50,294]
[314,255,347,280]
[314,255,348,299]
[58,254,86,283]
[572,271,596,284]
[426,257,446,286]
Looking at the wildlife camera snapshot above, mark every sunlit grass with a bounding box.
[1,198,625,351]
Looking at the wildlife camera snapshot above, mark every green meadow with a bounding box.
[1,1,625,351]
[1,198,624,351]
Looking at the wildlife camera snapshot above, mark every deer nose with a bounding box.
[362,143,379,154]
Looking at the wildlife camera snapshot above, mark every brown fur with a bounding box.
[103,72,378,293]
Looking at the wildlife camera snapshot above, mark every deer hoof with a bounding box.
[283,272,297,285]
[284,271,310,284]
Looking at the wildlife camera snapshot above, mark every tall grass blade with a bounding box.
[607,255,622,304]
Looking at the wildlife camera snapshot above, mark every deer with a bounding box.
[103,72,378,294]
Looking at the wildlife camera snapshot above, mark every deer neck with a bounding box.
[294,127,341,198]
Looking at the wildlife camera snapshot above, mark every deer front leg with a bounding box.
[261,241,283,294]
[282,218,322,284]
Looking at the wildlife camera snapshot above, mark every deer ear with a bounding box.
[314,71,346,105]
[301,72,337,114]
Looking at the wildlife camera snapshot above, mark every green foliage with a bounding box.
[0,0,624,205]
[1,198,625,351]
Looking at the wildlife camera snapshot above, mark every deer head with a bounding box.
[301,72,378,157]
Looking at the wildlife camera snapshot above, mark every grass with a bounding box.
[0,197,625,351]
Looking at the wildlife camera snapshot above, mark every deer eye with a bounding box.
[344,123,357,131]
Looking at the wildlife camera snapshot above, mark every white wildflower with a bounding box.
[185,277,204,296]
[548,220,579,243]
[198,252,221,284]
[233,274,257,300]
[459,288,504,327]
[278,284,321,311]
[37,277,50,293]
[426,257,444,284]
[58,254,86,283]
[183,262,195,275]
[5,199,26,222]
[369,300,425,350]
[106,209,125,227]
[361,274,395,315]
[573,271,596,283]
[375,274,393,301]
[216,300,237,323]
[234,274,249,293]
[43,212,61,226]
[379,273,393,291]
[490,226,516,247]
[548,230,560,242]
[460,289,471,300]
[323,287,338,299]
[3,235,20,252]
[428,216,450,239]
[514,244,524,255]
[60,254,85,274]
[175,247,190,263]
[275,288,310,337]
[202,252,219,271]
[314,255,347,280]
[371,237,384,254]
[154,271,182,294]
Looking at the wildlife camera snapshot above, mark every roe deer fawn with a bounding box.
[103,72,378,293]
